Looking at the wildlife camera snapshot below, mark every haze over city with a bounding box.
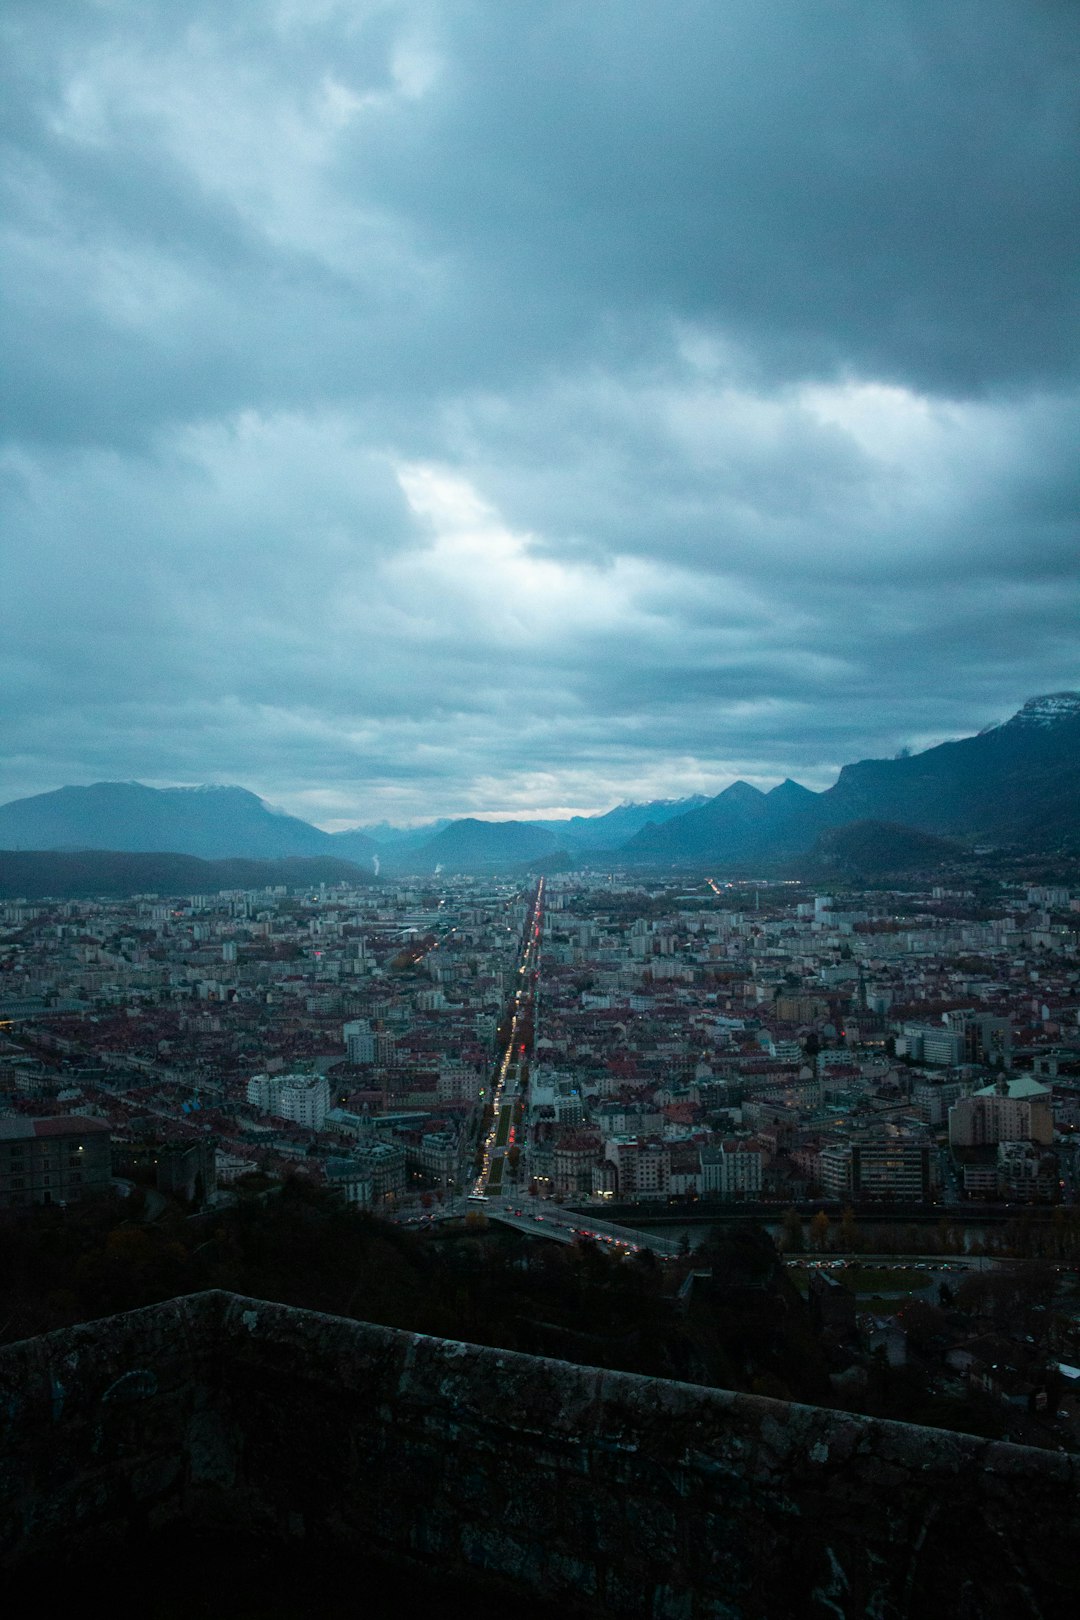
[3,2,1078,827]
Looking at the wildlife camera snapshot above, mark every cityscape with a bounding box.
[4,850,1080,1441]
[3,0,1080,1613]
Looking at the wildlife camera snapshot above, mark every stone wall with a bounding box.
[1,1290,1078,1618]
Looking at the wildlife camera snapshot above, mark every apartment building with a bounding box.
[0,1115,112,1208]
[948,1076,1053,1149]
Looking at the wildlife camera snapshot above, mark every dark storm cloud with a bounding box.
[352,0,1080,394]
[1,1,1078,821]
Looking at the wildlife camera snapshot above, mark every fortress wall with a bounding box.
[2,1290,1078,1618]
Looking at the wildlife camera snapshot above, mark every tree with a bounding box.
[810,1211,831,1253]
[838,1206,862,1253]
[781,1208,804,1254]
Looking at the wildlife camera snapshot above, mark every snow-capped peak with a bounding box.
[1005,692,1080,729]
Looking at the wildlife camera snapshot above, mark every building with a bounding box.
[903,1014,1012,1069]
[899,1024,965,1067]
[818,1048,862,1077]
[529,1071,586,1127]
[326,1133,406,1208]
[996,1141,1058,1202]
[246,1072,285,1112]
[913,1078,967,1128]
[948,1076,1053,1149]
[817,1128,932,1202]
[355,1136,406,1206]
[808,1270,857,1340]
[961,1160,999,1198]
[324,1156,371,1205]
[819,1142,853,1200]
[155,1139,217,1206]
[668,1142,703,1198]
[602,1135,670,1201]
[850,1129,932,1202]
[278,1075,330,1131]
[409,1128,458,1185]
[247,1071,329,1131]
[774,994,830,1023]
[962,1015,1012,1067]
[0,1115,112,1209]
[437,1065,479,1104]
[554,1130,604,1198]
[700,1141,763,1201]
[343,1019,375,1064]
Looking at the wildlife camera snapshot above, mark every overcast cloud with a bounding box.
[3,0,1078,825]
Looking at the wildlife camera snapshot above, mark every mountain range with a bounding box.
[0,693,1077,879]
[622,693,1080,866]
[0,781,376,864]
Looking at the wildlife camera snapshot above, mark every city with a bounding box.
[3,855,1080,1452]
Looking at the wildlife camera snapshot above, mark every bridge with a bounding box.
[484,1197,684,1257]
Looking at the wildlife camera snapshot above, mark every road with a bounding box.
[415,1189,682,1257]
[469,879,544,1203]
[490,1198,682,1256]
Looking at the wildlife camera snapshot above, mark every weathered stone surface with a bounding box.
[0,1290,1077,1618]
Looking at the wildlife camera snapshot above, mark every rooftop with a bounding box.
[0,1113,112,1140]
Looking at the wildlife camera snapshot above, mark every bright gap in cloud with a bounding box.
[392,461,663,639]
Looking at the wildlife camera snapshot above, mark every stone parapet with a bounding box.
[1,1291,1078,1617]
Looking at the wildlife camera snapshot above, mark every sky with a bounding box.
[3,1,1079,829]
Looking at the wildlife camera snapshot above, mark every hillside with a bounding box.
[798,820,966,878]
[621,694,1080,865]
[819,693,1080,844]
[0,850,373,901]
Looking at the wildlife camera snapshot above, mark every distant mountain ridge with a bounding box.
[409,818,560,868]
[0,850,374,901]
[0,781,716,871]
[0,782,376,863]
[622,778,824,864]
[624,693,1080,865]
[1,694,1076,871]
[530,797,709,848]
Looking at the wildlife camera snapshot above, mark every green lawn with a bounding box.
[495,1106,512,1149]
[847,1266,930,1296]
[788,1264,932,1298]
